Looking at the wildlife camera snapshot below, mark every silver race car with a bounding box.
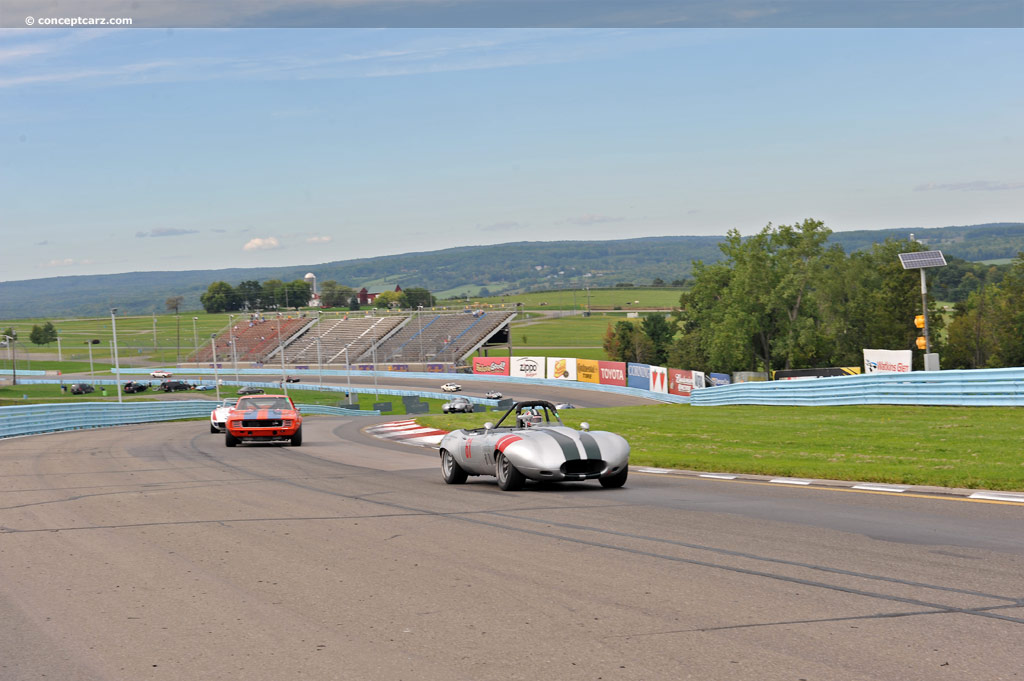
[438,400,629,490]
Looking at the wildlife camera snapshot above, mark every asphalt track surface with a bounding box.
[2,411,1023,681]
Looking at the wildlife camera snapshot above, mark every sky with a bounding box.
[1,18,1022,282]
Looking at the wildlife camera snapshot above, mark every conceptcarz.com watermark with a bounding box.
[25,15,133,27]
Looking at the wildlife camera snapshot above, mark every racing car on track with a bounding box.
[224,394,303,447]
[442,396,474,414]
[441,382,462,393]
[438,400,629,491]
[210,398,238,433]
[150,370,172,378]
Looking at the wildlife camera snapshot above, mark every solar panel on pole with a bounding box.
[898,251,947,269]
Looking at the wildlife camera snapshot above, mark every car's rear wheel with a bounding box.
[599,466,628,489]
[441,449,468,484]
[496,452,525,491]
[225,432,239,447]
[291,426,303,446]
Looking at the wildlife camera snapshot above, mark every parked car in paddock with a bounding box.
[150,370,172,378]
[210,398,238,433]
[160,380,192,392]
[438,400,630,491]
[485,390,503,400]
[194,384,216,391]
[442,396,475,414]
[70,383,95,395]
[123,381,149,394]
[237,386,265,396]
[441,382,462,393]
[224,394,303,447]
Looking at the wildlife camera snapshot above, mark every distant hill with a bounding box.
[1,223,1021,319]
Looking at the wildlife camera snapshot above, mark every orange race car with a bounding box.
[224,394,303,447]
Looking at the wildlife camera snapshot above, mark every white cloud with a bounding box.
[42,257,92,268]
[565,214,624,225]
[306,235,333,243]
[915,181,1024,192]
[243,236,282,251]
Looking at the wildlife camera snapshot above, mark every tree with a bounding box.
[640,313,674,365]
[29,322,58,346]
[319,280,355,308]
[165,295,184,314]
[236,280,263,310]
[200,282,234,313]
[283,280,312,309]
[373,290,406,309]
[262,279,285,309]
[652,278,665,287]
[403,287,435,309]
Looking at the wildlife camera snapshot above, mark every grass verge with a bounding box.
[415,404,1024,491]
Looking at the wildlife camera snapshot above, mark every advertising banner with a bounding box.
[863,349,912,374]
[694,371,706,389]
[669,369,692,396]
[627,363,650,390]
[649,366,668,393]
[473,357,510,375]
[546,357,577,381]
[577,359,600,384]
[510,356,545,379]
[598,361,627,386]
[709,372,731,387]
[773,367,861,380]
[426,363,446,373]
[355,364,375,371]
[387,364,409,372]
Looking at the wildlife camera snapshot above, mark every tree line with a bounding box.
[601,219,1023,374]
[198,279,436,313]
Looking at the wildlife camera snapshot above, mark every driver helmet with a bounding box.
[518,408,542,427]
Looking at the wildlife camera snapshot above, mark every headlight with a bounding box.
[230,421,241,428]
[282,420,293,427]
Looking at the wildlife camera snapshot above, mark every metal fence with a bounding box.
[690,367,1024,407]
[0,400,378,440]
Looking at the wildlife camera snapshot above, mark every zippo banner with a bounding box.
[598,361,627,386]
[546,357,577,380]
[473,357,510,375]
[649,366,668,393]
[510,356,545,379]
[576,359,600,384]
[627,363,650,390]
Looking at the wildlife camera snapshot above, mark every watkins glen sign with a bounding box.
[473,357,510,375]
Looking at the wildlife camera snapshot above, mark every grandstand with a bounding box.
[188,310,515,367]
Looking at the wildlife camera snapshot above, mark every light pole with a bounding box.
[152,314,158,352]
[56,331,62,362]
[372,342,379,400]
[343,346,352,404]
[1,334,14,386]
[898,249,947,371]
[277,314,288,395]
[192,317,199,359]
[316,310,323,387]
[417,305,424,365]
[110,308,123,403]
[211,333,221,401]
[229,314,239,383]
[84,339,98,377]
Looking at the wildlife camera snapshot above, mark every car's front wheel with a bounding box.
[291,426,303,446]
[441,449,468,484]
[599,466,628,489]
[496,452,525,491]
[210,423,218,433]
[225,432,239,447]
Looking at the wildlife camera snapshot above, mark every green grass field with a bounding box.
[416,403,1024,491]
[473,287,682,311]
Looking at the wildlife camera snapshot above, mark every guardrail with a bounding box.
[690,367,1024,407]
[111,368,691,404]
[0,400,379,440]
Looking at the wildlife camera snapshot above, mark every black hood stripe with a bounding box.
[544,430,581,461]
[578,432,602,460]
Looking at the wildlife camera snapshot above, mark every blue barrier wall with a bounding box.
[690,367,1024,407]
[0,401,378,440]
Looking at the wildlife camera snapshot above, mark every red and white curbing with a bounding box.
[366,419,448,447]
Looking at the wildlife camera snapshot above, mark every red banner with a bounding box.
[598,361,627,386]
[669,369,694,396]
[473,357,510,375]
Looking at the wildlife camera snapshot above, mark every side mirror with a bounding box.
[580,422,590,432]
[484,422,494,431]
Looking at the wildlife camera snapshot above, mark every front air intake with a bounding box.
[560,460,605,477]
